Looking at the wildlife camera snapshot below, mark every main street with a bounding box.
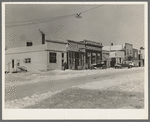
[5,67,144,108]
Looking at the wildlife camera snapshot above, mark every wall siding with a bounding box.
[47,51,67,70]
[5,51,47,72]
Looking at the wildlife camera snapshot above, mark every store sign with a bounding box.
[86,46,102,51]
[67,42,85,52]
[86,41,102,46]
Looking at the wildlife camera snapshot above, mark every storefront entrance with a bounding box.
[68,52,85,70]
[110,58,116,67]
[75,53,79,69]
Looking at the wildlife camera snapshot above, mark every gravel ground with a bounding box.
[5,69,113,87]
[5,67,144,109]
[27,67,144,109]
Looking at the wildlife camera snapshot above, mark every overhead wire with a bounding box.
[6,14,75,28]
[5,4,104,28]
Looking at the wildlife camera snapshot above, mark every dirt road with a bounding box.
[5,67,144,108]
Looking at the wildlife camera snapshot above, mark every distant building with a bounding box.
[103,44,125,67]
[123,43,133,61]
[139,47,145,66]
[103,43,136,67]
[102,50,110,67]
[5,40,67,72]
[132,48,139,66]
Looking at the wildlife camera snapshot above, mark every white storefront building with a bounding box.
[5,40,67,72]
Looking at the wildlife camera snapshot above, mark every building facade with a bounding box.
[103,44,125,67]
[139,47,145,66]
[67,40,86,70]
[5,40,67,72]
[81,40,103,69]
[102,50,110,67]
[132,48,139,66]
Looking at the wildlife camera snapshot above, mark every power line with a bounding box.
[5,4,104,28]
[6,14,74,28]
[81,5,104,14]
[6,13,75,24]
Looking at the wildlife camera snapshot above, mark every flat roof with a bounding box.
[67,40,85,45]
[81,40,102,47]
[5,45,46,54]
[103,45,124,51]
[46,40,68,44]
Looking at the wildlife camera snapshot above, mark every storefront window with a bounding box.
[97,53,101,64]
[87,52,91,57]
[92,53,96,64]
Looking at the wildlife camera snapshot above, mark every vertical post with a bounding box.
[109,42,111,67]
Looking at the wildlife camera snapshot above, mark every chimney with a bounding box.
[42,33,45,44]
[39,29,45,44]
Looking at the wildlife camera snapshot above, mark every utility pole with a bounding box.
[109,41,111,67]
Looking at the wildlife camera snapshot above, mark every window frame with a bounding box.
[24,58,31,63]
[49,52,57,63]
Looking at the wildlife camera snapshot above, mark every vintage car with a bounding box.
[91,62,107,69]
[115,61,134,69]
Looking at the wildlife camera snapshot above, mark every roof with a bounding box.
[46,40,68,44]
[103,45,124,51]
[5,45,46,54]
[125,43,133,46]
[81,40,102,47]
[67,40,85,45]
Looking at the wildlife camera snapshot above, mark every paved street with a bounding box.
[5,67,144,108]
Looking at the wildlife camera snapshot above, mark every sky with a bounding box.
[5,3,145,49]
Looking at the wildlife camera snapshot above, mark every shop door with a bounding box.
[110,58,116,67]
[75,53,79,69]
[87,57,91,69]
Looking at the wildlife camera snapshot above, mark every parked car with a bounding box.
[92,62,107,69]
[115,61,134,69]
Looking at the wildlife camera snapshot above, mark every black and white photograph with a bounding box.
[2,2,148,120]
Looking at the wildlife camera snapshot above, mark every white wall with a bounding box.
[46,41,67,70]
[46,42,67,52]
[5,51,47,72]
[116,51,125,58]
[125,43,133,57]
[47,51,67,70]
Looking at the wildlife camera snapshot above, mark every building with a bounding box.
[103,43,136,67]
[139,47,145,66]
[132,48,139,66]
[123,43,133,61]
[6,32,104,72]
[102,50,110,67]
[81,40,103,69]
[5,39,67,72]
[67,40,86,70]
[103,44,125,67]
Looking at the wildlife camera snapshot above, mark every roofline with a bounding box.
[125,43,133,46]
[46,40,68,44]
[67,40,85,45]
[85,44,103,48]
[81,40,103,47]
